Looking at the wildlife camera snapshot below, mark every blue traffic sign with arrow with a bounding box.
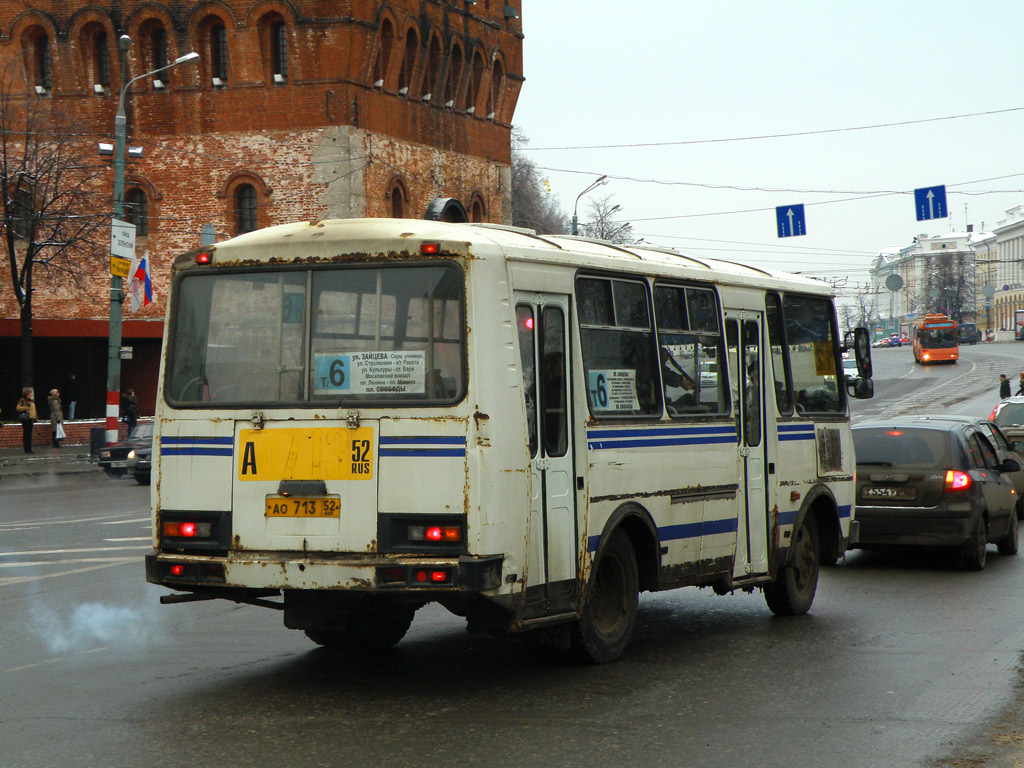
[914,185,947,221]
[776,204,806,238]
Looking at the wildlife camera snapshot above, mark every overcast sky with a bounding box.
[513,1,1024,302]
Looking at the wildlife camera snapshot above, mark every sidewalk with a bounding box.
[0,443,97,479]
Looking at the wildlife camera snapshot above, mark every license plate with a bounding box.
[265,496,341,518]
[863,486,914,500]
[110,460,127,468]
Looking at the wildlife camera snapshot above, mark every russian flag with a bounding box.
[128,253,153,312]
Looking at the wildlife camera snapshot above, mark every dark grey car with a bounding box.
[853,419,1020,569]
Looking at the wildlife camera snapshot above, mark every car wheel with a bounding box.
[765,515,820,615]
[570,529,640,664]
[134,474,151,486]
[962,516,988,571]
[998,510,1019,556]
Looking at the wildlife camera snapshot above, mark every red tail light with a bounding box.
[989,405,1000,421]
[944,470,972,492]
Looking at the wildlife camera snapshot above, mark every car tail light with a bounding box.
[944,470,972,492]
[163,521,213,538]
[989,405,1000,421]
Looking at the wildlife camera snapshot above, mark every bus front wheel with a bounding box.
[571,529,639,664]
[764,515,820,615]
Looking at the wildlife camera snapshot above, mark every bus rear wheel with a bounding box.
[764,514,820,615]
[571,530,639,664]
[305,604,416,651]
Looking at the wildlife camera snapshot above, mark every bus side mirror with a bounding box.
[843,327,873,380]
[846,376,874,400]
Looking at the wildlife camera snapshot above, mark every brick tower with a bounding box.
[0,1,523,422]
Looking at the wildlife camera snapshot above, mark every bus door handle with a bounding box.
[535,458,550,471]
[739,446,750,458]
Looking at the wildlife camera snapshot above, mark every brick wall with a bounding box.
[0,1,522,388]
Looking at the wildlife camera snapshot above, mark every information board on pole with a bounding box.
[110,219,136,276]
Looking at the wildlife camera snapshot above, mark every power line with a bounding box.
[519,106,1024,152]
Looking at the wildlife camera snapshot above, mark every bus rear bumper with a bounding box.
[145,552,505,593]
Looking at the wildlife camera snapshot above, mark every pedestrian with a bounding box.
[1000,374,1012,399]
[47,388,64,447]
[64,372,78,420]
[1017,373,1024,397]
[15,388,37,454]
[122,388,138,434]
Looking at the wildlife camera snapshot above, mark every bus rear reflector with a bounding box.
[196,252,212,265]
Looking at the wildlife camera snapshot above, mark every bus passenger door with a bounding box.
[727,314,770,578]
[515,294,578,617]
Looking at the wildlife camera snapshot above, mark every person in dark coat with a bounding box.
[64,373,78,420]
[15,389,37,453]
[122,388,139,434]
[1016,373,1024,397]
[1000,374,1011,399]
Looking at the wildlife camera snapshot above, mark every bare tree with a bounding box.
[920,253,975,323]
[510,128,567,234]
[0,66,107,389]
[579,194,636,245]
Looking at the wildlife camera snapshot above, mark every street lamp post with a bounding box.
[106,40,199,444]
[571,174,608,235]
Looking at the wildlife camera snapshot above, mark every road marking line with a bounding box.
[103,537,151,542]
[0,559,138,587]
[0,557,146,568]
[98,518,150,526]
[0,545,150,557]
[3,647,108,675]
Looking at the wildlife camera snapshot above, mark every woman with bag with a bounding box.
[16,389,37,454]
[48,388,64,448]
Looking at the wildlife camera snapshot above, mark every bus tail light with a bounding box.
[407,524,461,543]
[420,242,440,255]
[944,470,972,492]
[195,252,212,265]
[163,521,213,538]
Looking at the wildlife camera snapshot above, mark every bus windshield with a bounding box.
[921,325,957,349]
[165,263,465,406]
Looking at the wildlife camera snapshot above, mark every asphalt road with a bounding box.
[3,343,1024,768]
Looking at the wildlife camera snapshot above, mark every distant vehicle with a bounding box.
[699,360,718,387]
[841,356,858,377]
[990,397,1024,447]
[852,418,1020,569]
[958,322,981,345]
[889,334,901,348]
[126,445,152,485]
[96,422,153,478]
[1016,309,1024,341]
[911,313,958,364]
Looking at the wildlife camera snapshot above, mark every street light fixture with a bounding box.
[571,174,608,235]
[106,41,199,444]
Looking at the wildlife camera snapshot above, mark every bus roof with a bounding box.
[187,218,833,296]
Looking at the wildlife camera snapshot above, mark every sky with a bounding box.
[512,1,1024,304]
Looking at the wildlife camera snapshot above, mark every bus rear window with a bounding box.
[165,264,465,406]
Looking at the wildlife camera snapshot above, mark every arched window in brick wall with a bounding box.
[138,20,169,85]
[397,26,419,97]
[23,28,52,94]
[444,42,464,109]
[373,18,395,87]
[468,49,485,114]
[388,180,408,219]
[258,13,288,83]
[488,58,504,120]
[235,184,258,233]
[200,17,229,86]
[424,33,443,104]
[469,194,486,223]
[125,188,148,236]
[85,26,112,90]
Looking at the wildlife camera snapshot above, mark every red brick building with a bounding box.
[0,0,523,421]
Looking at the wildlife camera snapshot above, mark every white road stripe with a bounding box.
[0,558,138,587]
[1,545,151,557]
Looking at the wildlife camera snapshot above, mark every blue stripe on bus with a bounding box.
[161,436,233,445]
[587,517,739,552]
[777,424,815,432]
[379,448,466,458]
[161,447,234,457]
[380,436,467,446]
[587,425,737,450]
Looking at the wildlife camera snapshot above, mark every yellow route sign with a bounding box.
[110,255,132,278]
[237,428,374,481]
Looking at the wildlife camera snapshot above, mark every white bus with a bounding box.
[145,218,873,663]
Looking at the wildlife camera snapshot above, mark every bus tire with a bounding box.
[571,529,639,664]
[764,514,820,616]
[305,604,416,650]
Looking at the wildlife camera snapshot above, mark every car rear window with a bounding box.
[853,427,952,468]
[993,404,1024,427]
